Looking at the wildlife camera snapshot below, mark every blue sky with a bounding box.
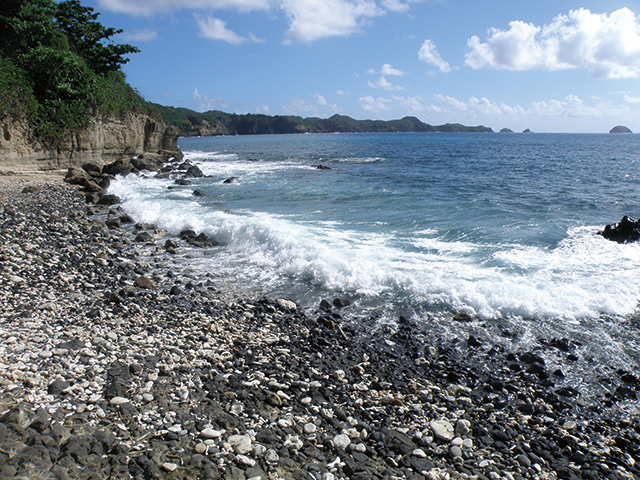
[88,0,640,132]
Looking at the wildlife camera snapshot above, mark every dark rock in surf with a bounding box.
[599,216,640,243]
[333,298,350,308]
[175,179,193,186]
[186,232,218,248]
[97,194,121,206]
[223,177,239,184]
[185,165,204,178]
[316,165,332,170]
[102,159,133,176]
[193,189,206,197]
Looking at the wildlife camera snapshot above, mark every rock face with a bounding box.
[609,125,632,134]
[599,216,640,243]
[0,112,182,173]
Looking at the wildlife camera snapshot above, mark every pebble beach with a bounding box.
[1,179,640,480]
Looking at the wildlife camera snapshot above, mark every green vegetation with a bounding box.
[0,0,149,144]
[152,105,494,136]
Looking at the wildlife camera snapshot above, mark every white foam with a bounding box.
[109,173,640,325]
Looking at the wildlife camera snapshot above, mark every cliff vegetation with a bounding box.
[0,0,154,145]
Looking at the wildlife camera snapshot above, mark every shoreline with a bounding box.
[0,181,639,480]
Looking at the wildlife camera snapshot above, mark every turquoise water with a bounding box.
[110,132,640,384]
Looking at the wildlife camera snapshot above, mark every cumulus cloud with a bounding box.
[624,95,640,104]
[195,15,249,44]
[283,94,342,115]
[280,0,382,43]
[367,76,405,90]
[368,63,408,76]
[465,8,640,79]
[418,39,451,73]
[121,29,158,42]
[358,95,392,113]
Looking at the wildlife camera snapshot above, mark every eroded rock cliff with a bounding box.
[0,112,182,173]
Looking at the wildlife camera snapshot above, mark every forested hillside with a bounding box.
[0,0,152,144]
[152,104,494,136]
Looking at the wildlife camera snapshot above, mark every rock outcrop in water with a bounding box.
[599,215,640,243]
[609,125,633,134]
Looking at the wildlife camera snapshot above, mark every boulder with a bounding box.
[185,165,204,178]
[102,159,133,176]
[97,194,121,206]
[187,232,218,248]
[223,177,239,184]
[599,216,640,243]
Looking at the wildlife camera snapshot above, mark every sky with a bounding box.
[86,0,640,133]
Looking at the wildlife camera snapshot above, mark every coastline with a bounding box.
[0,181,639,480]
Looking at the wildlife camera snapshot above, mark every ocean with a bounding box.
[109,132,640,392]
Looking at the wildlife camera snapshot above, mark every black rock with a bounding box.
[223,177,239,184]
[187,232,218,248]
[467,336,482,347]
[333,298,351,308]
[193,189,206,197]
[175,179,193,186]
[135,232,154,243]
[599,216,640,243]
[48,379,70,395]
[97,194,121,206]
[185,165,204,178]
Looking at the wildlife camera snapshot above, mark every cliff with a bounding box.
[0,112,182,173]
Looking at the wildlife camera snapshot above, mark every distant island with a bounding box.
[523,128,532,133]
[609,125,633,134]
[151,105,494,136]
[499,128,514,133]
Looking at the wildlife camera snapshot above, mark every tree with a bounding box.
[54,0,139,74]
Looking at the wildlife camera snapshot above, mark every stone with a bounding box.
[333,434,351,450]
[223,176,239,183]
[276,298,297,310]
[430,420,454,442]
[110,396,129,406]
[200,428,224,439]
[455,419,471,436]
[228,434,252,454]
[135,275,155,289]
[195,443,207,454]
[333,298,350,308]
[47,379,70,395]
[162,462,178,472]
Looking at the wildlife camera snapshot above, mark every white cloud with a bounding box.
[465,8,640,79]
[97,0,270,16]
[418,39,451,73]
[368,76,405,90]
[367,63,408,76]
[280,0,382,43]
[336,89,349,95]
[99,0,421,42]
[121,29,158,42]
[624,95,640,104]
[256,104,270,113]
[381,0,409,13]
[195,15,248,44]
[192,88,230,111]
[358,95,392,113]
[283,94,342,115]
[248,32,267,43]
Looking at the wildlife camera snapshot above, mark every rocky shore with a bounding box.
[1,181,640,480]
